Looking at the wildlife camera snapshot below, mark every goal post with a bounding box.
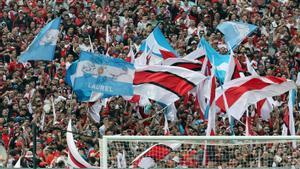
[100,136,300,169]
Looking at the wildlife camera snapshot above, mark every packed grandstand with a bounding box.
[0,0,299,168]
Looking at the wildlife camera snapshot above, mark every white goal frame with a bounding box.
[100,136,300,169]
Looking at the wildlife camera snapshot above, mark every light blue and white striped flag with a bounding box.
[217,21,257,51]
[73,51,135,97]
[18,17,61,62]
[65,60,103,102]
[200,37,235,84]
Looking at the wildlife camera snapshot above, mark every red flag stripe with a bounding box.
[159,50,177,59]
[198,57,205,63]
[129,95,141,103]
[171,62,202,71]
[133,144,173,168]
[143,144,172,160]
[69,152,86,168]
[216,77,286,111]
[134,71,196,97]
[232,58,241,80]
[256,99,266,117]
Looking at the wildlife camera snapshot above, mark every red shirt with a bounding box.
[8,61,23,73]
[45,153,54,165]
[2,133,10,149]
[180,150,198,168]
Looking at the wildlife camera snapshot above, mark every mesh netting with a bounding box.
[102,138,300,169]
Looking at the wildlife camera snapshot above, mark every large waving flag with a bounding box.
[18,17,61,62]
[65,60,103,102]
[217,21,257,50]
[135,27,179,66]
[215,76,297,120]
[73,51,135,97]
[200,37,235,84]
[67,120,94,168]
[134,65,207,105]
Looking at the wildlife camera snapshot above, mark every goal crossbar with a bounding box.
[102,135,300,141]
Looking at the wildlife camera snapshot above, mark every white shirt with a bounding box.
[99,125,105,136]
[79,44,92,52]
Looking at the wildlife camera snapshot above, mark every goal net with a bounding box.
[100,136,300,169]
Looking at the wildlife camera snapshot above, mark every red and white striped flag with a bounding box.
[132,143,181,169]
[255,98,274,121]
[133,65,207,105]
[238,55,275,122]
[215,76,297,120]
[67,120,94,168]
[183,48,210,76]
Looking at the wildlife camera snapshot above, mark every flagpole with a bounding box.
[106,24,110,45]
[245,107,249,136]
[89,35,94,53]
[51,96,57,125]
[221,46,236,135]
[32,122,37,169]
[53,0,56,16]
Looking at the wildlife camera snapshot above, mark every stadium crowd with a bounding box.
[0,0,299,168]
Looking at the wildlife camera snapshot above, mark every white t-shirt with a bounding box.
[99,125,105,136]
